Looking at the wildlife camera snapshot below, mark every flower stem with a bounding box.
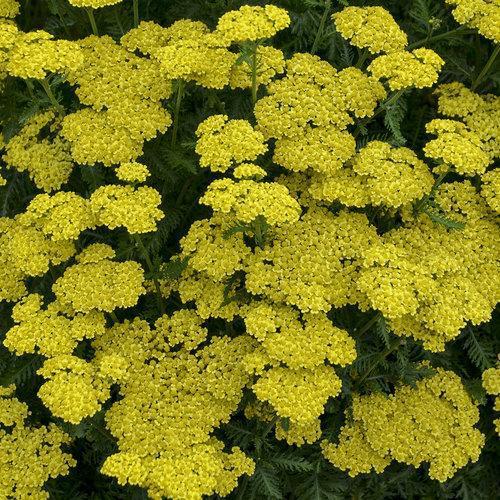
[86,8,99,36]
[132,233,166,315]
[171,80,185,147]
[133,0,139,28]
[413,168,449,214]
[353,89,405,138]
[356,339,403,388]
[471,44,499,91]
[39,78,63,113]
[251,43,259,105]
[407,25,475,49]
[310,0,331,55]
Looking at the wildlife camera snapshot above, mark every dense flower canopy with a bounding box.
[0,1,498,499]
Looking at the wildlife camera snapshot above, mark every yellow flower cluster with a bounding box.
[92,318,255,498]
[4,293,105,357]
[233,162,267,179]
[89,185,164,233]
[116,161,150,183]
[148,20,238,89]
[19,191,96,240]
[69,0,122,8]
[0,385,75,498]
[482,366,500,434]
[3,111,74,191]
[246,208,377,313]
[195,115,268,172]
[52,244,145,313]
[332,6,408,54]
[273,126,356,175]
[5,30,83,80]
[37,355,113,423]
[0,214,76,302]
[180,216,251,282]
[322,369,484,482]
[309,141,434,208]
[427,83,499,175]
[230,46,285,89]
[368,48,444,91]
[62,35,171,165]
[0,0,19,18]
[200,178,301,227]
[243,302,356,369]
[445,0,500,42]
[358,184,499,351]
[215,5,290,44]
[424,119,492,175]
[255,53,386,139]
[482,169,500,212]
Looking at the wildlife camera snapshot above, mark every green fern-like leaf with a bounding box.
[424,208,466,230]
[267,452,314,473]
[384,95,407,146]
[463,328,494,371]
[252,465,283,500]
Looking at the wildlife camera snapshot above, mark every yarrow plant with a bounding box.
[0,0,499,499]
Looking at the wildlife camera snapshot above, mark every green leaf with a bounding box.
[252,465,283,500]
[268,452,314,473]
[463,328,494,371]
[424,208,466,230]
[384,95,407,146]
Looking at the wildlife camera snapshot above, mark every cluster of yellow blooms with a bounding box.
[482,366,500,434]
[0,385,76,498]
[309,141,434,208]
[322,369,485,482]
[3,111,74,191]
[94,318,256,498]
[195,115,268,172]
[332,6,408,54]
[1,2,499,496]
[445,0,500,42]
[425,82,499,176]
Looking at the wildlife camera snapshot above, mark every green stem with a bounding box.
[310,0,331,55]
[171,80,185,147]
[109,311,119,323]
[353,89,405,138]
[39,78,63,113]
[25,79,35,100]
[355,48,369,69]
[132,234,166,315]
[251,43,259,105]
[86,8,99,36]
[471,44,500,91]
[355,312,381,337]
[413,168,449,214]
[114,6,124,35]
[356,339,402,387]
[407,25,475,49]
[133,0,139,28]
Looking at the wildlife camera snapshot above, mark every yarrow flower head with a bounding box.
[369,48,445,91]
[90,184,164,233]
[6,30,83,80]
[0,0,19,18]
[445,0,500,42]
[195,115,268,172]
[322,368,485,482]
[68,0,123,8]
[116,162,150,183]
[200,178,301,227]
[332,6,408,54]
[52,244,146,313]
[215,5,291,44]
[0,385,76,498]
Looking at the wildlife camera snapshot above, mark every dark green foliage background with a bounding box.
[0,1,499,498]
